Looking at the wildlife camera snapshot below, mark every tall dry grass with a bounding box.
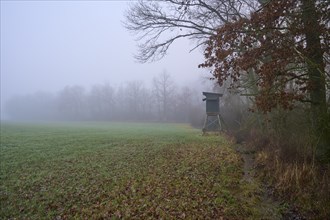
[241,107,330,219]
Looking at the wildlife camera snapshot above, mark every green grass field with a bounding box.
[1,122,270,219]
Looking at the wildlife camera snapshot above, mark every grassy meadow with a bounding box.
[1,122,275,219]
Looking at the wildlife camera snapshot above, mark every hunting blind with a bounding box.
[202,92,224,133]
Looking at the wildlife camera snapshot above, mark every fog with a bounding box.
[1,1,212,121]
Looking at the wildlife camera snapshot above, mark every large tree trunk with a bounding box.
[301,0,328,159]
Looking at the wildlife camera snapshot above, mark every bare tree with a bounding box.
[138,85,154,120]
[58,85,86,120]
[125,81,146,120]
[153,71,176,121]
[124,0,259,62]
[88,83,115,120]
[174,86,195,121]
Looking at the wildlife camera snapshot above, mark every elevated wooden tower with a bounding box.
[202,92,223,134]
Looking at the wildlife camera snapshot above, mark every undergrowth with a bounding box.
[255,149,330,219]
[238,108,330,219]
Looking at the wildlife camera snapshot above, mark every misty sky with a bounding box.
[1,1,210,119]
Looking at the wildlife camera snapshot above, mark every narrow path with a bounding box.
[234,144,305,220]
[235,144,255,183]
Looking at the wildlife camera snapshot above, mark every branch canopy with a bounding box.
[124,0,258,62]
[199,0,329,113]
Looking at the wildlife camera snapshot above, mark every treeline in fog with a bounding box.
[5,73,205,125]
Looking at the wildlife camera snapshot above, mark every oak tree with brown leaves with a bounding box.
[199,0,329,155]
[200,0,328,111]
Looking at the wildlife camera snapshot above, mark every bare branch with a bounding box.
[124,0,258,62]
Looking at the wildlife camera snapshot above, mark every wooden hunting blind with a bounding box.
[202,92,224,133]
